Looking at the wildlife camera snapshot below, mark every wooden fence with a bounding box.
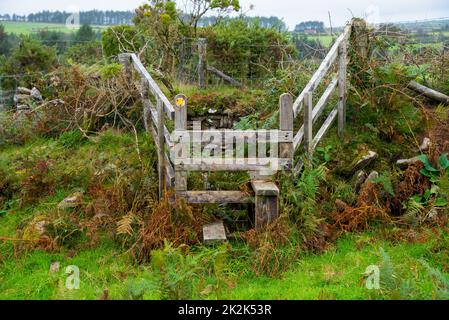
[292,23,352,170]
[117,20,355,229]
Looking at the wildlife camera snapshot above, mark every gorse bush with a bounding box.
[0,37,57,90]
[202,19,297,83]
[64,41,103,65]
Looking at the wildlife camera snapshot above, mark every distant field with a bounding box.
[305,34,335,48]
[1,21,106,35]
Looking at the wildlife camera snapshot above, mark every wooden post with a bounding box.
[279,93,294,170]
[174,94,188,198]
[251,180,280,230]
[140,78,151,134]
[304,91,313,154]
[157,98,166,199]
[338,39,348,138]
[198,38,207,89]
[118,53,132,82]
[352,19,369,61]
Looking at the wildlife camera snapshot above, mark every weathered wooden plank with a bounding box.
[157,98,166,199]
[251,180,279,230]
[312,106,338,150]
[206,66,243,88]
[141,79,152,134]
[174,94,187,131]
[125,53,175,119]
[251,180,279,197]
[118,53,131,82]
[293,160,304,174]
[166,164,175,188]
[408,81,449,104]
[304,91,313,154]
[293,77,338,150]
[315,76,339,121]
[172,130,292,143]
[293,127,303,152]
[144,100,174,149]
[186,191,254,204]
[338,38,348,138]
[174,93,188,197]
[279,93,294,171]
[150,122,173,171]
[292,26,351,118]
[175,170,187,194]
[255,195,278,229]
[198,38,207,89]
[175,159,289,172]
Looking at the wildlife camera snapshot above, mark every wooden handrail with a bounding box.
[292,22,352,160]
[293,76,338,149]
[119,53,175,120]
[293,24,352,118]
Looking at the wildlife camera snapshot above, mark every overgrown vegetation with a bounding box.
[1,3,449,300]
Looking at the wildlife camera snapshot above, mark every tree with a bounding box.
[183,0,241,35]
[294,21,325,33]
[75,24,96,42]
[102,25,143,58]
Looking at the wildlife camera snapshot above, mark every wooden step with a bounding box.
[185,191,254,204]
[251,180,279,197]
[251,180,279,230]
[203,220,227,244]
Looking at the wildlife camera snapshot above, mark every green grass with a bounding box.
[0,240,159,300]
[1,130,448,300]
[2,21,106,35]
[229,232,446,300]
[307,34,334,48]
[0,230,447,300]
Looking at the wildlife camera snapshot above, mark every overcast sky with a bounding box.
[1,0,448,28]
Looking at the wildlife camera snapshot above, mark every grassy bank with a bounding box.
[1,131,448,300]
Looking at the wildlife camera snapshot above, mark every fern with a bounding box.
[404,196,425,225]
[434,104,449,122]
[117,213,135,236]
[380,247,396,291]
[281,161,327,236]
[420,260,449,299]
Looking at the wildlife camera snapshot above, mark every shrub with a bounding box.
[202,19,297,83]
[75,24,97,42]
[64,41,103,65]
[0,36,57,90]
